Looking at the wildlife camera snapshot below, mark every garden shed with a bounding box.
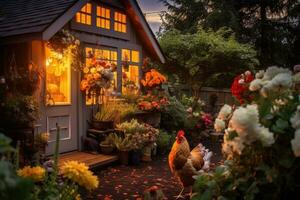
[0,0,165,155]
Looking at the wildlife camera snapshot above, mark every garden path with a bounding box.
[84,138,222,200]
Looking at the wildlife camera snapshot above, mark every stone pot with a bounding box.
[100,144,114,155]
[118,150,129,165]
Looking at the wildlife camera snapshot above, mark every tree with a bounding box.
[160,0,300,68]
[159,28,259,94]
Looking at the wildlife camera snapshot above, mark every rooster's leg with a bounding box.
[174,187,185,199]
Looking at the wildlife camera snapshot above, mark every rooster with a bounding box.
[168,130,212,199]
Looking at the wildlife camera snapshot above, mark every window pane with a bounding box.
[106,20,110,29]
[122,49,131,61]
[131,50,139,63]
[121,24,126,33]
[122,65,139,94]
[106,9,110,18]
[76,13,81,22]
[86,3,91,13]
[45,46,71,105]
[87,15,91,25]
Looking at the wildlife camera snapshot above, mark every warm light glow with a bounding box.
[122,65,140,94]
[45,46,71,105]
[76,3,92,25]
[96,6,111,29]
[122,49,139,63]
[131,50,140,63]
[114,11,127,33]
[122,49,131,61]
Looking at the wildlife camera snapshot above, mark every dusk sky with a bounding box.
[137,0,166,35]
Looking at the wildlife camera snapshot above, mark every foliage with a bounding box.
[94,104,117,121]
[116,120,159,150]
[160,0,300,68]
[193,66,300,199]
[160,96,188,132]
[156,130,174,154]
[14,125,99,200]
[47,29,84,71]
[0,133,34,200]
[109,133,133,152]
[159,28,258,90]
[0,95,39,128]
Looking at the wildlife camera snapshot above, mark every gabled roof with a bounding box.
[0,0,165,63]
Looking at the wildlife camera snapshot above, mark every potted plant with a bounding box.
[116,120,159,163]
[110,133,132,165]
[99,134,115,155]
[93,104,116,130]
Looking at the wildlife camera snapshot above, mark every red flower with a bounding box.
[231,72,254,104]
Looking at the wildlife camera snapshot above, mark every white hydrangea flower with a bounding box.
[255,70,265,79]
[249,79,263,91]
[290,106,300,129]
[262,66,291,81]
[257,126,275,147]
[291,129,300,157]
[214,118,226,132]
[222,134,245,155]
[217,104,232,120]
[266,72,293,92]
[230,105,259,136]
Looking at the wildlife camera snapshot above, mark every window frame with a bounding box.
[114,11,127,33]
[96,5,111,30]
[75,2,92,25]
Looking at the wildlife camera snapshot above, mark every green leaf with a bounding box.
[275,119,289,130]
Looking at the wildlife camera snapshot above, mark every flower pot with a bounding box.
[100,144,114,154]
[142,145,152,162]
[118,150,129,165]
[92,120,114,130]
[129,150,141,165]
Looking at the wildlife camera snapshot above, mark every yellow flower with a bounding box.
[17,166,45,182]
[76,194,81,200]
[60,161,99,191]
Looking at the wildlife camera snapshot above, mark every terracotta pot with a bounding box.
[92,120,114,130]
[118,150,129,165]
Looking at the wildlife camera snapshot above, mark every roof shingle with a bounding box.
[0,0,78,37]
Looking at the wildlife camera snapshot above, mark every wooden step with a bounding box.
[58,151,118,168]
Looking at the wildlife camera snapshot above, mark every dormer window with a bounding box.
[76,3,92,25]
[96,6,111,29]
[114,12,127,33]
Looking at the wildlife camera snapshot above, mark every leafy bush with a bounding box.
[156,130,174,154]
[160,96,187,132]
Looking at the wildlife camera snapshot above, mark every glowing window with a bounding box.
[45,46,71,105]
[131,50,140,63]
[122,65,139,94]
[96,6,111,29]
[85,47,118,105]
[114,12,126,33]
[122,49,131,61]
[122,49,139,63]
[76,3,92,25]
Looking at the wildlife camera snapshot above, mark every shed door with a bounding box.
[45,47,78,154]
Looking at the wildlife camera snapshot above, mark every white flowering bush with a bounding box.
[192,66,300,200]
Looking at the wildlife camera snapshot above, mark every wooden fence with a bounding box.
[168,85,236,114]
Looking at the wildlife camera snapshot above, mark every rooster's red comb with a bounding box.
[177,130,185,137]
